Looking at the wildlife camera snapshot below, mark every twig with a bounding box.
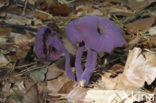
[10,0,36,9]
[11,0,54,19]
[121,6,156,24]
[22,0,28,15]
[35,9,53,19]
[15,62,36,69]
[144,49,156,54]
[0,21,37,32]
[14,64,49,77]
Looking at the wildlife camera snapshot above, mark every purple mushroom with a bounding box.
[34,26,75,80]
[66,15,126,86]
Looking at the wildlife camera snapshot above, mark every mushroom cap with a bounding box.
[66,15,126,53]
[35,26,63,61]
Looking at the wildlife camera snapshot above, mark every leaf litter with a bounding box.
[0,0,156,103]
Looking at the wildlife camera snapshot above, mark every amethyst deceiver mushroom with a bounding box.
[35,26,75,80]
[66,15,126,86]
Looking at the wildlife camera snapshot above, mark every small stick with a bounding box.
[0,21,37,32]
[22,0,28,15]
[15,62,36,69]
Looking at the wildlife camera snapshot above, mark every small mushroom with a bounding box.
[66,15,126,86]
[35,26,75,80]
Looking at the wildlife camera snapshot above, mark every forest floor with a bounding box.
[0,0,156,103]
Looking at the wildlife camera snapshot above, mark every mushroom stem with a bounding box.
[75,44,85,81]
[51,37,75,80]
[80,48,97,86]
[63,48,75,80]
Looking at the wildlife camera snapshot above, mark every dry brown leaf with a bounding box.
[0,0,9,8]
[51,4,71,16]
[10,32,34,60]
[110,64,124,72]
[67,86,88,103]
[97,47,156,90]
[34,13,48,21]
[16,49,29,60]
[63,38,77,56]
[11,33,34,48]
[67,86,155,103]
[84,89,155,103]
[37,82,47,103]
[148,26,156,36]
[1,82,11,97]
[47,75,76,95]
[13,81,26,95]
[5,13,43,27]
[37,0,56,10]
[109,7,134,17]
[124,34,135,43]
[128,36,142,45]
[46,64,64,80]
[27,0,37,5]
[0,27,11,37]
[127,0,156,10]
[5,14,31,26]
[108,64,124,78]
[23,84,39,103]
[126,17,155,34]
[150,36,156,47]
[75,4,102,17]
[24,79,36,91]
[0,54,8,66]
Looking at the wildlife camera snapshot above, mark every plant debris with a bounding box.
[0,0,156,103]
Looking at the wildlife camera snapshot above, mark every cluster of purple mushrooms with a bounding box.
[35,15,126,86]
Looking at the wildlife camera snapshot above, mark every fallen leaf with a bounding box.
[27,0,36,5]
[67,86,88,103]
[0,54,8,66]
[2,82,11,97]
[0,37,7,43]
[30,67,48,81]
[51,4,71,16]
[148,26,156,36]
[37,82,47,103]
[10,32,34,60]
[128,35,142,45]
[46,64,64,80]
[63,38,77,56]
[75,4,103,17]
[34,13,48,21]
[37,0,56,10]
[0,68,8,79]
[126,16,155,34]
[67,86,155,103]
[11,32,34,48]
[150,36,156,47]
[0,27,11,37]
[127,0,156,10]
[84,89,155,103]
[23,84,39,103]
[47,75,75,94]
[0,0,9,8]
[109,7,134,17]
[16,48,30,60]
[97,47,156,90]
[124,34,136,43]
[12,81,26,95]
[5,14,31,26]
[105,0,127,3]
[108,64,124,78]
